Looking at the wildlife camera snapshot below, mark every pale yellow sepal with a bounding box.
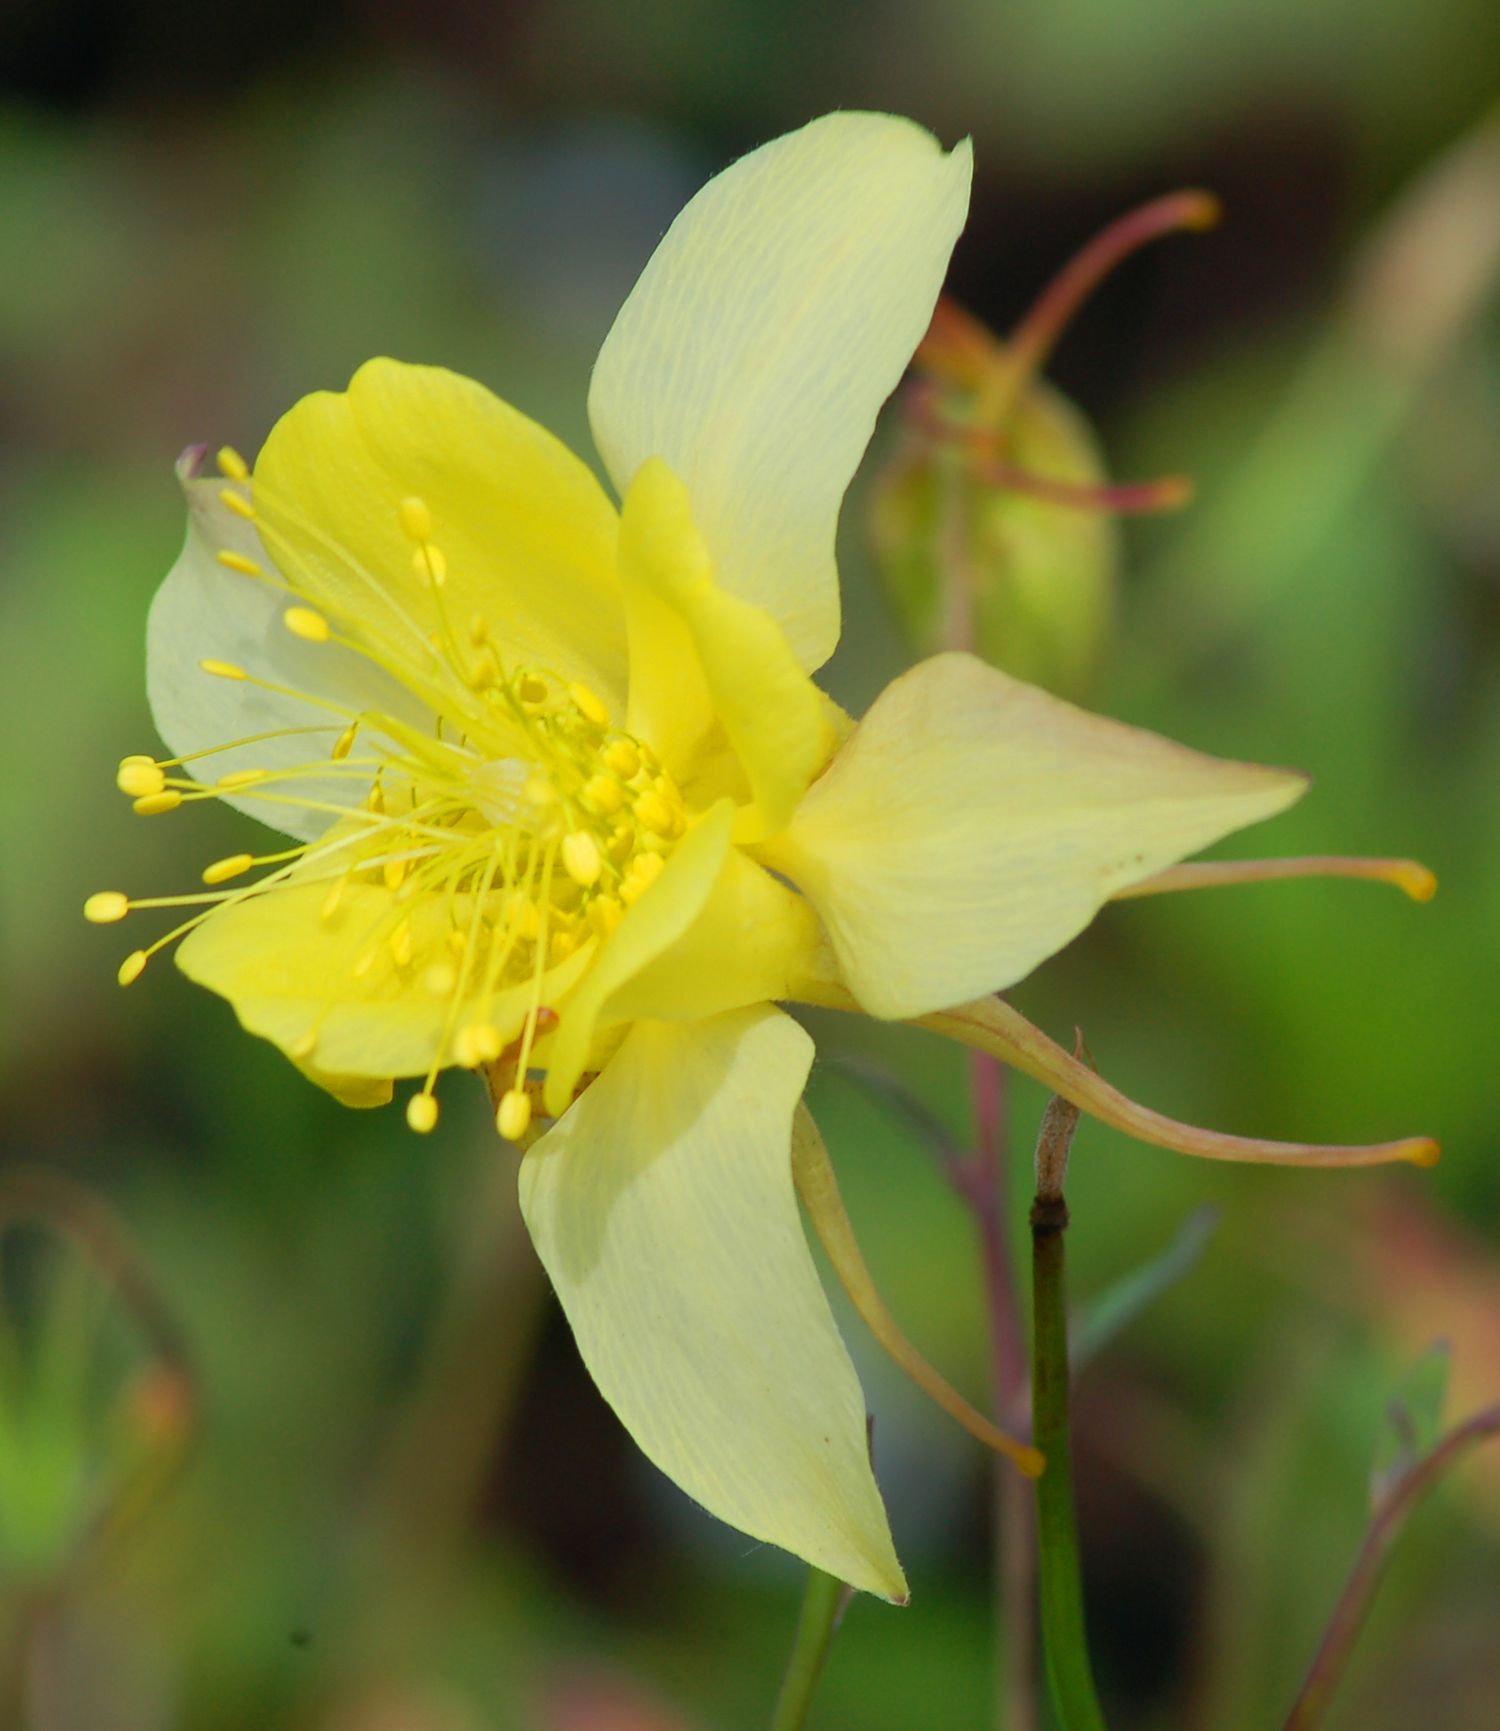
[519,1007,908,1601]
[619,460,835,838]
[254,359,628,713]
[591,112,973,673]
[760,653,1309,1018]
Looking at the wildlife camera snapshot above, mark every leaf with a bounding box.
[1071,1205,1220,1369]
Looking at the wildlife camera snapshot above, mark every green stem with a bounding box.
[768,1566,848,1731]
[1031,1188,1110,1731]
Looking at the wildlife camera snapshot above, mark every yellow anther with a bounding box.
[367,781,386,814]
[472,1023,503,1063]
[412,544,447,587]
[133,790,182,816]
[290,1029,318,1060]
[469,648,500,690]
[390,920,413,967]
[218,768,267,789]
[497,1089,532,1142]
[469,613,489,646]
[517,674,549,708]
[202,853,254,885]
[620,851,665,906]
[332,723,358,760]
[406,1093,439,1134]
[398,496,433,542]
[603,738,640,780]
[117,950,148,987]
[283,606,331,642]
[216,549,262,576]
[84,891,130,924]
[383,858,407,892]
[586,894,622,939]
[447,929,467,959]
[568,683,609,728]
[216,447,250,481]
[505,893,540,941]
[550,928,578,962]
[200,659,247,680]
[116,759,165,797]
[607,824,634,863]
[523,773,557,807]
[353,943,380,979]
[581,774,624,816]
[218,487,256,521]
[422,962,457,997]
[562,831,602,888]
[635,789,674,835]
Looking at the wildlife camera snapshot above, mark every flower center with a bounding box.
[88,452,683,1141]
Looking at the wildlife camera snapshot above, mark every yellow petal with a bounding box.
[591,112,972,673]
[177,867,594,1079]
[923,993,1440,1169]
[760,653,1308,1018]
[254,359,627,712]
[605,842,827,1027]
[147,453,435,841]
[619,460,835,836]
[519,1007,907,1600]
[542,801,734,1117]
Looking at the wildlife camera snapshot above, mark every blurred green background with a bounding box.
[2,2,1498,1727]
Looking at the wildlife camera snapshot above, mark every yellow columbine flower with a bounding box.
[91,114,1436,1602]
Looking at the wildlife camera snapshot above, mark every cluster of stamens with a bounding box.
[88,449,684,1141]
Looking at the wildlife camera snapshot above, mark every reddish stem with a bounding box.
[1282,1401,1500,1730]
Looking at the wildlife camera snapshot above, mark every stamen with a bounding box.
[406,1093,439,1134]
[497,1089,532,1142]
[118,950,148,986]
[412,544,447,587]
[133,791,183,816]
[202,854,254,885]
[200,659,248,680]
[217,768,268,790]
[568,683,609,729]
[84,892,130,924]
[219,488,256,522]
[581,774,624,816]
[283,606,331,643]
[398,496,433,543]
[603,739,640,780]
[635,789,674,835]
[116,759,165,798]
[216,550,263,577]
[561,831,602,888]
[332,723,358,760]
[216,447,250,482]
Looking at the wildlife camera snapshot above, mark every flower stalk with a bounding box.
[768,1566,852,1731]
[1029,1095,1110,1731]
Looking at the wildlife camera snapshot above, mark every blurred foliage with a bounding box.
[2,2,1499,1728]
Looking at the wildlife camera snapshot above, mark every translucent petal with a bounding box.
[760,653,1308,1018]
[604,844,826,1027]
[619,460,835,837]
[591,112,972,672]
[254,359,628,712]
[520,1006,907,1599]
[177,866,595,1079]
[542,801,734,1117]
[147,455,435,841]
